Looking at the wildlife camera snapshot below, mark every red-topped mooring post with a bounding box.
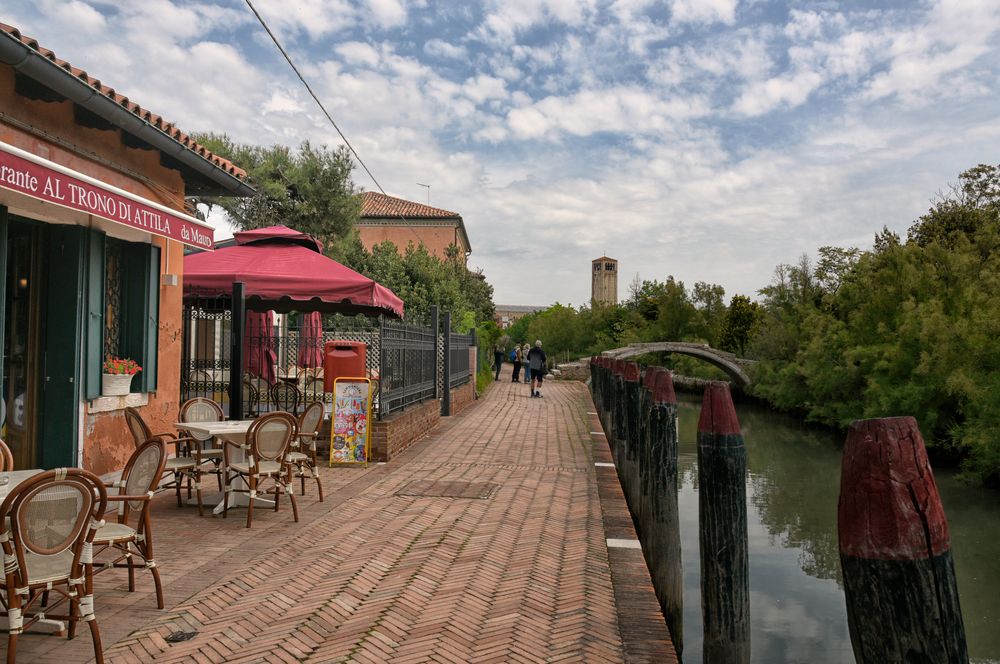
[645,368,683,654]
[698,381,750,664]
[838,417,968,664]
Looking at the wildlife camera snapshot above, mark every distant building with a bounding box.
[494,304,546,329]
[357,192,471,264]
[591,256,618,305]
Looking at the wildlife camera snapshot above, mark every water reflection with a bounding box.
[674,393,1000,664]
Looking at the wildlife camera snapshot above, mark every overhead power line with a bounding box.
[244,0,386,195]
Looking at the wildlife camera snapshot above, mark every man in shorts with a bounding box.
[527,340,546,398]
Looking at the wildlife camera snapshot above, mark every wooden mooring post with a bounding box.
[698,381,750,664]
[611,359,627,470]
[643,367,683,654]
[623,362,642,515]
[838,417,968,664]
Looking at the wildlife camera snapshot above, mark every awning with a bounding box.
[184,225,404,318]
[0,140,214,250]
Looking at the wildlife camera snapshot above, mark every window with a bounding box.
[605,262,615,271]
[593,263,601,272]
[85,230,160,398]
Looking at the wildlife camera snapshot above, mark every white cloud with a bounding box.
[668,0,737,26]
[424,38,467,60]
[463,74,508,103]
[732,69,823,116]
[336,41,381,68]
[863,0,1000,105]
[262,90,304,114]
[250,0,358,40]
[478,0,597,43]
[365,0,407,29]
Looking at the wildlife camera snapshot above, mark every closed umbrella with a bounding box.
[244,310,276,385]
[297,311,323,368]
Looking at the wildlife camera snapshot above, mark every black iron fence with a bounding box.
[449,331,474,388]
[379,317,437,417]
[181,300,468,420]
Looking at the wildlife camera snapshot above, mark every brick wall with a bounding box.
[369,399,441,461]
[447,381,475,416]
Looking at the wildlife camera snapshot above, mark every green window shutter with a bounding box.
[121,241,160,393]
[142,244,160,393]
[84,229,106,399]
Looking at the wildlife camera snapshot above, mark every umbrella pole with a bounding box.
[230,281,245,420]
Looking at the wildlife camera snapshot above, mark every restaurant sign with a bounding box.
[0,143,213,250]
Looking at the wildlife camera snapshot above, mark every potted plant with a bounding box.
[102,357,142,396]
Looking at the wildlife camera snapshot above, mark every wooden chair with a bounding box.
[177,398,226,493]
[0,438,13,471]
[270,381,301,415]
[223,412,298,528]
[123,408,205,516]
[93,438,167,608]
[0,468,108,663]
[287,401,324,501]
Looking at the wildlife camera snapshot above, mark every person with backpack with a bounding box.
[512,344,523,382]
[527,340,547,398]
[494,345,504,380]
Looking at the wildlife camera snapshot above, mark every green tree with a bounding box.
[719,295,760,355]
[192,135,360,247]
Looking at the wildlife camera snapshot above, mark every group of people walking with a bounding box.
[494,340,547,398]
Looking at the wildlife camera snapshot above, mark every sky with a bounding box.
[6,0,1000,307]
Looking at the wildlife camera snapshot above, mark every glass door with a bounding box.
[2,221,42,469]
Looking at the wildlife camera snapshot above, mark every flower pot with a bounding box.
[102,373,134,396]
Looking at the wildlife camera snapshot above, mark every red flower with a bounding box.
[104,357,142,375]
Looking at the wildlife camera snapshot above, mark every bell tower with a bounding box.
[591,256,618,306]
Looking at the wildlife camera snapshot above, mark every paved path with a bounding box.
[12,379,672,663]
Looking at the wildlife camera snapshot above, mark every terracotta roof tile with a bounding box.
[0,23,247,181]
[359,191,460,219]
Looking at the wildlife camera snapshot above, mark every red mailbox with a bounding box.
[323,340,367,392]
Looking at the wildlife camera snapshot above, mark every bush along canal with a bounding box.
[590,358,1000,664]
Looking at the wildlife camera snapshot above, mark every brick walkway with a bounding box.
[9,379,672,663]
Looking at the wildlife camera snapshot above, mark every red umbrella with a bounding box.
[184,225,404,318]
[244,310,276,385]
[296,311,323,369]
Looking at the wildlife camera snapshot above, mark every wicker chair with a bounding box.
[177,398,226,493]
[188,369,211,396]
[288,401,324,501]
[0,468,108,663]
[270,381,301,415]
[123,408,204,516]
[242,378,260,417]
[93,438,167,608]
[0,438,13,471]
[223,412,298,528]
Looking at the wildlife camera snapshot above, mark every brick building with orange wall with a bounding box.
[0,24,251,475]
[357,191,471,263]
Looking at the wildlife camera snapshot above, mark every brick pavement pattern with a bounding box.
[9,380,670,663]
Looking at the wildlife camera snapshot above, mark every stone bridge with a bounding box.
[601,342,756,388]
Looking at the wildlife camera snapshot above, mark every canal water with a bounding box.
[674,392,1000,664]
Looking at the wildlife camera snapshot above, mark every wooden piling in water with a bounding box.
[623,363,642,514]
[838,416,968,664]
[611,360,627,469]
[646,368,683,654]
[636,366,659,533]
[698,381,750,664]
